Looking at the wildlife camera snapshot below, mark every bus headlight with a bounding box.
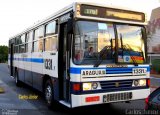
[139,79,146,86]
[92,82,98,89]
[133,80,139,87]
[83,82,101,91]
[132,79,146,87]
[83,83,92,91]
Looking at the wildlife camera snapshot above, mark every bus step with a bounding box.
[59,100,71,108]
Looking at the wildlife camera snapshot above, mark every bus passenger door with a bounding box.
[59,23,70,102]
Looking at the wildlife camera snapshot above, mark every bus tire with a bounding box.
[15,70,21,87]
[45,79,55,108]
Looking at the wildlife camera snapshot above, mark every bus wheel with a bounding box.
[15,70,21,87]
[45,80,54,108]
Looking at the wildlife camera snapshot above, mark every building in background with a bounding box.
[148,7,160,74]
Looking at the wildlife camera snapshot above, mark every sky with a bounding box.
[0,0,160,46]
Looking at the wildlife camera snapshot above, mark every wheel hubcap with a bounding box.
[45,85,52,104]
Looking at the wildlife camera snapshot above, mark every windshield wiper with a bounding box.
[94,46,111,67]
[122,44,138,66]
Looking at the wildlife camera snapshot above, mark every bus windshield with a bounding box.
[116,25,145,64]
[73,20,145,65]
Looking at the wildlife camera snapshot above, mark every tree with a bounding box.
[0,45,8,63]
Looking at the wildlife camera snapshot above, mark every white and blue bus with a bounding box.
[8,2,150,108]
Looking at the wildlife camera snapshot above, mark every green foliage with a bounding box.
[151,59,160,73]
[0,45,8,63]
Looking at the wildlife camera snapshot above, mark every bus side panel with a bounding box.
[32,52,43,91]
[43,43,58,78]
[18,54,25,82]
[24,69,32,86]
[43,48,59,99]
[18,68,25,82]
[14,54,22,81]
[32,72,43,91]
[24,53,33,86]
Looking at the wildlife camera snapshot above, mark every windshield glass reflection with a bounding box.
[116,25,145,64]
[73,21,145,65]
[74,21,115,65]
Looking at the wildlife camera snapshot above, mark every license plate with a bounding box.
[103,92,132,103]
[132,68,147,75]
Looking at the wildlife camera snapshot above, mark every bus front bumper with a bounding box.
[71,89,150,108]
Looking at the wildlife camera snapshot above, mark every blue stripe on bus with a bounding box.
[13,58,44,63]
[12,57,150,74]
[31,58,44,63]
[70,66,150,74]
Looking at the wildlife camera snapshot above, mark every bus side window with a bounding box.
[38,39,43,52]
[26,31,33,53]
[14,46,18,53]
[44,20,57,52]
[38,26,44,52]
[19,44,25,53]
[33,41,38,52]
[45,21,56,35]
[45,36,58,51]
[33,26,44,52]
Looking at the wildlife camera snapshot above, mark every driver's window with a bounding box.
[74,21,115,64]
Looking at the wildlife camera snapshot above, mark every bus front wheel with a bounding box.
[45,79,54,108]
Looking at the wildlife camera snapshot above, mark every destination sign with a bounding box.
[81,5,99,17]
[84,9,98,15]
[80,5,145,22]
[106,10,143,21]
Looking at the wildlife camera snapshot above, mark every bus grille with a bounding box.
[103,92,132,102]
[100,80,133,91]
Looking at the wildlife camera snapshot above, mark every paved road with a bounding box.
[0,63,159,115]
